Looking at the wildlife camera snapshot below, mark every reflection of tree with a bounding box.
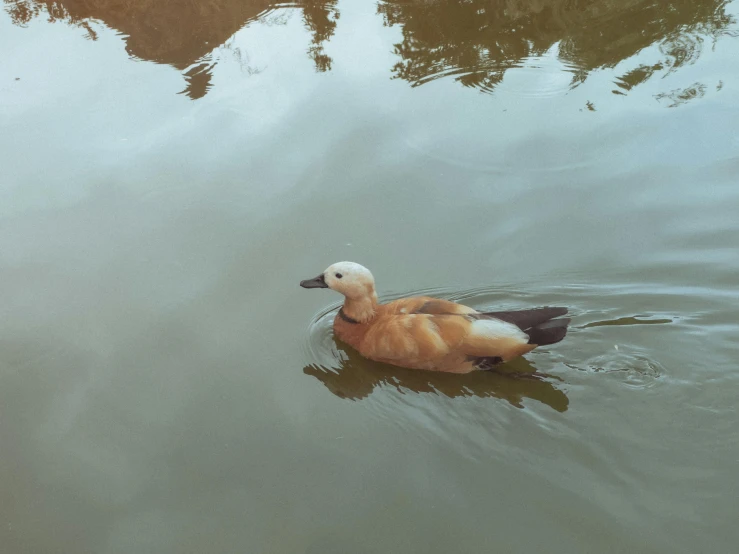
[655,82,708,107]
[378,0,737,94]
[4,0,340,98]
[301,0,339,72]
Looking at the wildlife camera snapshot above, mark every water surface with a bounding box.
[2,0,739,552]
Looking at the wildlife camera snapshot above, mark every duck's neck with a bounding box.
[342,291,378,324]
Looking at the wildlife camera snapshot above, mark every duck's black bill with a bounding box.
[300,274,328,289]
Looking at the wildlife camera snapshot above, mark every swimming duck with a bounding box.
[300,262,570,374]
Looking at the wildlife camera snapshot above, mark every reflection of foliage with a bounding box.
[5,0,98,39]
[5,0,40,26]
[179,61,217,100]
[3,0,340,96]
[614,63,664,93]
[378,0,737,94]
[222,39,265,77]
[655,82,708,107]
[301,0,339,72]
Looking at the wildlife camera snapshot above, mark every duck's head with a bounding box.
[300,261,376,299]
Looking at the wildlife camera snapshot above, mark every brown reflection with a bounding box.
[302,0,340,72]
[377,0,736,95]
[304,339,569,412]
[581,316,672,329]
[4,0,339,98]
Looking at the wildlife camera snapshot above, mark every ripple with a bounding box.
[654,82,708,108]
[412,47,582,98]
[567,350,665,390]
[301,302,343,368]
[492,49,582,99]
[254,3,303,21]
[660,33,705,73]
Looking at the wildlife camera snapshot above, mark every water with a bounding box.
[1,0,738,552]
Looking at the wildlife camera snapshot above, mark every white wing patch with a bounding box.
[470,318,528,343]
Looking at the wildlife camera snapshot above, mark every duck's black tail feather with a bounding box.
[480,307,568,331]
[526,318,570,346]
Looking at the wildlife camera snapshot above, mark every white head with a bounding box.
[300,261,376,299]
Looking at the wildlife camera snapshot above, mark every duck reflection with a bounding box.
[377,0,736,95]
[304,338,569,412]
[4,0,339,98]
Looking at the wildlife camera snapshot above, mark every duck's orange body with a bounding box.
[301,262,569,374]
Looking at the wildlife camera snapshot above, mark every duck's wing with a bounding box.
[360,312,535,364]
[359,313,469,362]
[478,307,568,331]
[385,297,478,316]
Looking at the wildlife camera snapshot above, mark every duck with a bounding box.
[300,262,570,374]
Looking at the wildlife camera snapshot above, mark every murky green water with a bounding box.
[2,0,739,552]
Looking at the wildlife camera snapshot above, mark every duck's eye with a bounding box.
[335,273,343,279]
